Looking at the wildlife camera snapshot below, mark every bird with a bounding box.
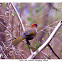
[12,23,38,46]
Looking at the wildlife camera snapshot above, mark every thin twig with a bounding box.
[11,15,14,38]
[11,3,25,31]
[37,4,62,34]
[27,21,62,59]
[4,38,16,44]
[48,27,60,59]
[17,49,29,57]
[36,4,62,21]
[1,46,8,59]
[0,22,15,38]
[2,41,7,48]
[15,51,24,59]
[48,44,60,59]
[48,27,52,59]
[37,21,59,33]
[19,23,21,36]
[41,51,50,59]
[49,3,62,13]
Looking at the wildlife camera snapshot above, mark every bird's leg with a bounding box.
[26,39,30,45]
[26,39,31,51]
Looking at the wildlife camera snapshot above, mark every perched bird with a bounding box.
[12,23,38,46]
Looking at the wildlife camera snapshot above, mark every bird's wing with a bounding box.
[24,30,36,36]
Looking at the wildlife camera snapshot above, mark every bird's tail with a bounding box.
[12,36,25,46]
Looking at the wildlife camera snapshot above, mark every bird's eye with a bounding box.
[37,24,39,26]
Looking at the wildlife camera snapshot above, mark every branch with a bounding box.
[41,51,50,59]
[37,21,59,33]
[0,22,15,38]
[49,3,59,11]
[27,21,62,59]
[11,3,25,31]
[0,46,8,59]
[49,3,62,14]
[48,26,60,59]
[48,44,60,59]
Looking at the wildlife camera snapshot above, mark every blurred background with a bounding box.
[0,3,62,59]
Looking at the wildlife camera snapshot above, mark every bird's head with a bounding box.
[30,23,38,28]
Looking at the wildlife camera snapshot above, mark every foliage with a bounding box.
[27,18,33,21]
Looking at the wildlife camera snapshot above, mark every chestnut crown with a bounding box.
[30,23,38,28]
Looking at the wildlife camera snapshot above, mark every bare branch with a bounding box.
[37,5,62,21]
[48,44,60,59]
[0,46,8,59]
[0,22,13,38]
[27,21,62,59]
[0,21,16,39]
[37,21,59,33]
[49,3,62,16]
[49,3,62,12]
[48,27,60,59]
[11,3,25,31]
[41,51,50,59]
